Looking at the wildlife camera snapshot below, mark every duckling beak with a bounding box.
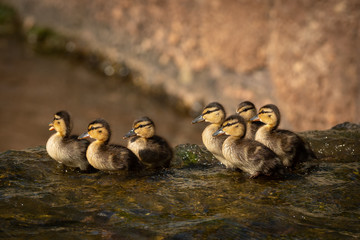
[213,128,225,136]
[48,122,55,131]
[192,115,204,124]
[123,129,136,139]
[78,132,90,139]
[250,115,260,122]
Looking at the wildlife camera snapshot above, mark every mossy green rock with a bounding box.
[173,143,219,168]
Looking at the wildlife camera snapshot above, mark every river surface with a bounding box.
[1,36,360,239]
[0,36,203,152]
[1,125,360,239]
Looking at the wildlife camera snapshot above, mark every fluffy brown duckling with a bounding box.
[236,101,263,139]
[213,115,282,178]
[46,111,91,171]
[192,102,234,168]
[123,116,173,169]
[78,119,143,172]
[251,104,316,168]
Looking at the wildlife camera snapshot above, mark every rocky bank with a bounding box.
[4,0,360,130]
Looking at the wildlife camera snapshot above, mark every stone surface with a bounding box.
[268,0,360,130]
[4,0,360,130]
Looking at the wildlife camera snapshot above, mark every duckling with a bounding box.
[78,119,143,172]
[46,111,91,171]
[123,116,173,169]
[213,115,282,178]
[236,101,263,139]
[192,102,233,168]
[251,104,316,168]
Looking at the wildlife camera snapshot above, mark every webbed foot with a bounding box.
[249,172,260,179]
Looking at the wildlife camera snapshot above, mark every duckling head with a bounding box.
[123,116,155,139]
[213,115,246,138]
[251,104,280,129]
[236,101,257,122]
[79,119,111,144]
[192,102,226,125]
[49,111,72,137]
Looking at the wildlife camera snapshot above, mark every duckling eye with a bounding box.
[259,110,272,115]
[89,126,100,131]
[137,123,152,129]
[203,109,218,115]
[240,107,252,113]
[98,130,102,133]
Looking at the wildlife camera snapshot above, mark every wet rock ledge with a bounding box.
[2,122,359,168]
[1,123,359,239]
[174,122,360,167]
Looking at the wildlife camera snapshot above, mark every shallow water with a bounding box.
[0,36,203,152]
[1,124,360,239]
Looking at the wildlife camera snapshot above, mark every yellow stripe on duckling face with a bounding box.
[87,123,109,142]
[220,115,246,138]
[257,105,280,129]
[133,120,155,138]
[236,102,257,122]
[201,107,225,124]
[192,102,226,125]
[88,123,104,131]
[134,121,152,130]
[50,114,67,137]
[54,115,61,120]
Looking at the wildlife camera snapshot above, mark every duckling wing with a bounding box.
[274,129,312,165]
[138,136,173,169]
[238,139,281,176]
[58,135,90,170]
[298,135,318,160]
[107,144,140,170]
[68,135,90,152]
[152,136,173,158]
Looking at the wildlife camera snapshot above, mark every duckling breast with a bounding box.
[222,137,282,177]
[128,136,172,169]
[86,141,106,169]
[46,133,89,169]
[127,136,147,160]
[241,141,281,175]
[46,133,64,162]
[202,124,227,161]
[221,137,243,169]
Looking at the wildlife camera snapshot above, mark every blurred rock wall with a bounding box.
[6,0,360,130]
